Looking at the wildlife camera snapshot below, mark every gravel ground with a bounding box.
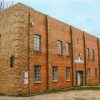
[0,90,100,100]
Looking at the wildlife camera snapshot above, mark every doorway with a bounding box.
[77,71,83,86]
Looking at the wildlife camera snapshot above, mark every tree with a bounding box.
[0,0,4,11]
[0,0,14,11]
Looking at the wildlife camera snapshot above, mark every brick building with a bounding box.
[0,3,100,95]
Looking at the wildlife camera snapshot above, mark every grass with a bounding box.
[0,85,100,97]
[73,86,100,91]
[30,85,100,97]
[74,97,87,100]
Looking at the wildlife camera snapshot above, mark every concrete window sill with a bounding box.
[87,78,91,80]
[52,80,58,83]
[34,81,41,84]
[34,50,41,53]
[66,55,71,57]
[57,54,63,56]
[66,80,71,82]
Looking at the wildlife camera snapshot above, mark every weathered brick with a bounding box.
[0,3,100,95]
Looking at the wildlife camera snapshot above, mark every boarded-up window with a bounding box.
[66,43,71,56]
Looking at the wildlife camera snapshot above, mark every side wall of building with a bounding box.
[0,5,30,95]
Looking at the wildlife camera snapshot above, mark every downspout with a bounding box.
[46,15,49,90]
[27,12,31,95]
[70,26,74,87]
[83,31,87,85]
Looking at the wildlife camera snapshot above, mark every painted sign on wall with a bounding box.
[74,57,84,63]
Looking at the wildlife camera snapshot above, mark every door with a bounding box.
[77,71,83,86]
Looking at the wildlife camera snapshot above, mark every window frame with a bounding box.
[66,43,71,56]
[34,34,41,52]
[66,67,71,81]
[94,68,98,78]
[24,72,29,85]
[52,66,58,82]
[57,40,62,55]
[87,68,90,79]
[34,65,41,83]
[91,49,95,60]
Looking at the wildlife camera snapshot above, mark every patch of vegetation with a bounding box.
[73,86,100,91]
[0,85,100,97]
[0,93,7,96]
[30,85,100,97]
[74,97,87,100]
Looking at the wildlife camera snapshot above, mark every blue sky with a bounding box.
[3,0,100,38]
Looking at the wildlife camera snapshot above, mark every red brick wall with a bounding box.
[71,27,86,86]
[84,33,99,85]
[29,10,48,94]
[47,17,72,90]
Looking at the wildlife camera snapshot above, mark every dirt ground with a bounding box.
[0,90,100,100]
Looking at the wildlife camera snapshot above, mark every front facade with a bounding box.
[47,17,72,90]
[0,3,100,95]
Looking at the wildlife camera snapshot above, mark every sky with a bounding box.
[2,0,100,38]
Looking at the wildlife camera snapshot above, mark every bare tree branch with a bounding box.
[0,0,4,11]
[0,0,14,11]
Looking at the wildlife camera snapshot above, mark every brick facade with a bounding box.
[84,33,99,85]
[71,27,86,86]
[0,3,100,95]
[47,17,72,90]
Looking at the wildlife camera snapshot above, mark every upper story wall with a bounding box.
[71,27,85,65]
[47,16,72,65]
